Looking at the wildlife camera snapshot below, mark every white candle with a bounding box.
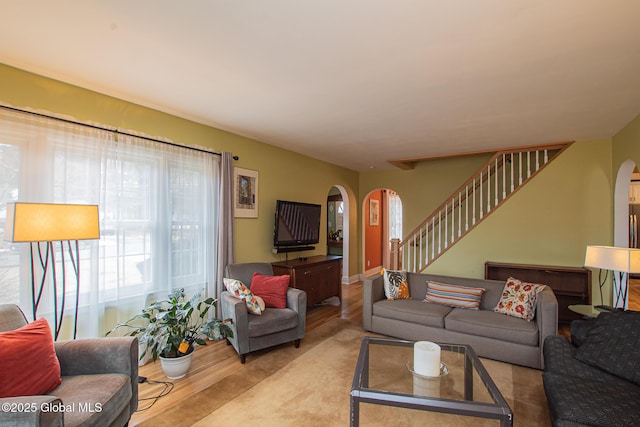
[414,341,441,377]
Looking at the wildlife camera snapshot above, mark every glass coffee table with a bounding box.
[350,337,513,426]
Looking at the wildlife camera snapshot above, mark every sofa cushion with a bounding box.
[423,281,484,310]
[492,277,546,321]
[445,308,539,346]
[575,310,640,386]
[50,373,132,427]
[373,299,452,328]
[543,335,619,382]
[543,371,640,427]
[0,318,62,398]
[247,308,298,338]
[381,268,411,300]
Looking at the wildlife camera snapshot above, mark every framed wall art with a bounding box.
[369,199,379,226]
[234,167,259,218]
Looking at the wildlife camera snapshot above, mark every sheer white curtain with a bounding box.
[0,107,221,339]
[387,190,403,240]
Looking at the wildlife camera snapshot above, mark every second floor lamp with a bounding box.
[585,245,640,310]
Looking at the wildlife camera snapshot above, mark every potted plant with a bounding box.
[107,288,233,379]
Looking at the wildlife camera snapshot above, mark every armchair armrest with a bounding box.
[0,395,63,426]
[363,274,385,331]
[221,291,250,355]
[55,337,137,377]
[286,287,306,314]
[55,337,138,414]
[286,287,307,340]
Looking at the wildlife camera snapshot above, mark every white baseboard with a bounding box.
[362,266,382,279]
[342,274,361,285]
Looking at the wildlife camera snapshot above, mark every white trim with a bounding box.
[363,266,382,278]
[614,160,636,247]
[330,185,350,281]
[342,274,360,285]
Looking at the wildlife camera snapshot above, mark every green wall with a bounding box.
[613,116,640,171]
[613,113,640,171]
[0,63,360,275]
[360,154,492,233]
[360,140,613,300]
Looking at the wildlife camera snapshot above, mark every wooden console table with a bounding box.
[485,261,592,325]
[272,255,342,307]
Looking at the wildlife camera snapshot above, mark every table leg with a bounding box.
[350,394,359,427]
[500,414,513,427]
[464,353,473,401]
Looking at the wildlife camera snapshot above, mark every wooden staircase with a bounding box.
[394,142,573,273]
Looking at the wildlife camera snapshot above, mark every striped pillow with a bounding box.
[423,281,485,310]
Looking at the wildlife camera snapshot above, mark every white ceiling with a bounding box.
[2,1,640,171]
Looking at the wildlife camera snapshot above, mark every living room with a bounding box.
[1,2,640,426]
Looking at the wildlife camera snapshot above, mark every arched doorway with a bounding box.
[362,189,403,277]
[327,185,350,284]
[613,160,639,309]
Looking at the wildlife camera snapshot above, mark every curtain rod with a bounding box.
[0,104,239,160]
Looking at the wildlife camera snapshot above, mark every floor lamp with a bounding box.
[5,202,100,340]
[584,245,640,310]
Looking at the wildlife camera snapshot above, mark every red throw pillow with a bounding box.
[0,318,62,398]
[250,273,290,309]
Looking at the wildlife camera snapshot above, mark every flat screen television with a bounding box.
[273,200,321,247]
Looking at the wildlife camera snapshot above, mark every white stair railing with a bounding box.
[398,143,571,273]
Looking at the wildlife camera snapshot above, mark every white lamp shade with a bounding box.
[5,202,100,242]
[585,245,640,274]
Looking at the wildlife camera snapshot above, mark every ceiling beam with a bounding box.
[387,141,574,170]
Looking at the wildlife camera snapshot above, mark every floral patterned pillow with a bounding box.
[223,278,262,315]
[492,277,546,321]
[381,268,411,300]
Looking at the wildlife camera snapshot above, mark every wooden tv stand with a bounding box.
[272,255,342,307]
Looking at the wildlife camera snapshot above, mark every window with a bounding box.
[388,190,403,240]
[0,108,221,338]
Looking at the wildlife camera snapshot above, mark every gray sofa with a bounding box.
[363,272,558,369]
[0,304,138,427]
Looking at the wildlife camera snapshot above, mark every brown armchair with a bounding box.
[222,262,307,363]
[0,304,138,427]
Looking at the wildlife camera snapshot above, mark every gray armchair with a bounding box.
[222,262,306,363]
[0,304,138,427]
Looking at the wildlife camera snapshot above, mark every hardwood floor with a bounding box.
[131,282,364,425]
[629,278,640,311]
[132,279,640,425]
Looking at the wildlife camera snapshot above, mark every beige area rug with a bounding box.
[192,324,550,427]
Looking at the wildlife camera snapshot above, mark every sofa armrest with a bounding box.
[569,318,595,347]
[363,274,385,331]
[55,336,138,414]
[0,395,63,426]
[536,286,558,368]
